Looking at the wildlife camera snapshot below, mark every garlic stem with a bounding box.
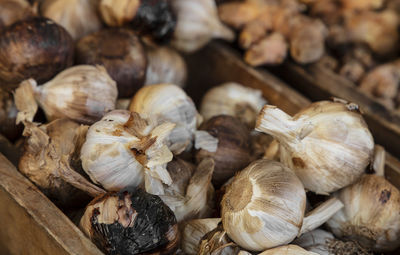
[300,197,344,235]
[211,19,235,41]
[372,145,385,177]
[263,139,279,160]
[14,79,38,124]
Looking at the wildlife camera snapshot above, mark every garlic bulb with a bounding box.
[326,174,400,251]
[171,0,235,53]
[256,100,374,194]
[258,245,319,255]
[0,0,34,29]
[129,84,199,155]
[221,159,343,251]
[80,189,179,254]
[160,158,215,222]
[195,115,251,186]
[144,44,187,87]
[80,110,175,195]
[14,65,118,124]
[200,82,267,128]
[18,119,105,207]
[40,0,102,40]
[181,218,221,255]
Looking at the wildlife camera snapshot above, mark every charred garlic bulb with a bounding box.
[129,84,199,155]
[14,65,117,124]
[0,0,34,29]
[326,174,400,251]
[221,159,343,251]
[171,0,235,53]
[200,82,267,128]
[80,189,179,255]
[256,100,374,194]
[144,44,187,87]
[0,18,73,88]
[76,29,147,98]
[40,0,102,40]
[80,110,175,195]
[181,218,221,255]
[195,115,251,186]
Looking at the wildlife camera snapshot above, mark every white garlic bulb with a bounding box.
[129,84,199,155]
[200,82,267,127]
[41,0,102,40]
[181,218,221,255]
[171,0,235,53]
[256,100,374,194]
[258,245,319,255]
[98,0,139,27]
[221,159,343,251]
[326,174,400,252]
[14,65,118,125]
[80,110,175,195]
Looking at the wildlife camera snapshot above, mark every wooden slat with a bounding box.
[0,153,103,255]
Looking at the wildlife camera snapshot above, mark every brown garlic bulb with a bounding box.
[0,0,34,29]
[256,100,374,194]
[326,174,400,252]
[76,29,147,98]
[0,17,74,89]
[18,119,105,207]
[80,189,179,255]
[195,115,251,186]
[0,89,22,141]
[144,44,187,87]
[40,0,102,40]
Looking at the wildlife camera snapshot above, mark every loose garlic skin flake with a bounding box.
[256,101,374,194]
[221,159,306,251]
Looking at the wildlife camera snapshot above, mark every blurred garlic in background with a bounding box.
[0,0,35,29]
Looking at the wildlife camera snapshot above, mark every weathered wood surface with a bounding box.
[0,153,103,255]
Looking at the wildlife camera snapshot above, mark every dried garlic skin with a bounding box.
[198,223,240,255]
[80,189,179,255]
[80,110,175,195]
[221,159,306,251]
[40,0,102,40]
[0,0,34,29]
[256,101,374,194]
[129,84,199,155]
[327,174,400,252]
[258,244,319,255]
[200,82,267,128]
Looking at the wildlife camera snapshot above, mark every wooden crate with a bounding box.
[0,42,399,254]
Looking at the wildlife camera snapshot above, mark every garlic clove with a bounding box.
[129,83,199,155]
[171,0,235,53]
[258,244,319,255]
[181,218,221,255]
[256,101,374,194]
[200,82,267,128]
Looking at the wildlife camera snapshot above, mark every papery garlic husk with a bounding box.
[144,44,187,87]
[14,65,118,125]
[160,158,215,222]
[221,159,343,251]
[195,115,251,186]
[129,84,199,155]
[80,189,179,255]
[200,82,267,128]
[80,110,176,195]
[326,174,400,252]
[258,245,319,255]
[40,0,102,40]
[181,218,221,255]
[0,18,73,89]
[198,223,240,255]
[171,0,235,53]
[18,118,105,207]
[256,100,374,194]
[0,0,34,29]
[293,229,373,255]
[76,28,147,98]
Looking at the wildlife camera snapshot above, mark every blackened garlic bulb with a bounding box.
[14,65,118,124]
[256,100,374,194]
[171,0,235,53]
[80,110,175,195]
[200,82,267,128]
[326,174,400,252]
[129,84,199,155]
[40,0,102,40]
[80,189,179,255]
